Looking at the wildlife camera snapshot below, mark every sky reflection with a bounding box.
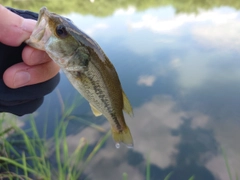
[58,6,240,180]
[21,5,240,180]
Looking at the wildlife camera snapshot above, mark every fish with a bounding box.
[25,7,134,148]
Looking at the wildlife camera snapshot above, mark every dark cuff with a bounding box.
[0,7,60,116]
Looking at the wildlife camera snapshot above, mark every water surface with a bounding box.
[3,1,240,180]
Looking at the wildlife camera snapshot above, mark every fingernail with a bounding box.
[14,71,31,88]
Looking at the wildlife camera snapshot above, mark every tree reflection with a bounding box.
[1,0,240,16]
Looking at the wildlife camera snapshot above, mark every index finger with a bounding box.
[0,5,36,46]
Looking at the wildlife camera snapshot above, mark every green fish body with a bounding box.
[25,7,134,147]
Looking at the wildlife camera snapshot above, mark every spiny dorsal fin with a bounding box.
[122,91,133,117]
[89,103,102,117]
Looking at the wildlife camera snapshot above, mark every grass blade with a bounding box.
[146,155,150,180]
[85,130,111,164]
[164,172,173,180]
[22,152,28,178]
[0,127,14,137]
[222,148,233,180]
[68,116,106,133]
[122,172,128,180]
[0,157,38,175]
[188,175,195,180]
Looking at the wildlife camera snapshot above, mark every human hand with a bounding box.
[0,5,60,88]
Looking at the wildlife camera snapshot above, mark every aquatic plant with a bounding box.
[0,103,109,180]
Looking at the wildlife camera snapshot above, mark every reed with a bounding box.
[0,98,109,179]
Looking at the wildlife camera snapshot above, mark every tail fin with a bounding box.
[111,126,134,148]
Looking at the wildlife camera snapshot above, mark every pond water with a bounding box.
[2,1,240,180]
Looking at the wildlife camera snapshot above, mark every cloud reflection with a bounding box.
[63,94,225,179]
[128,96,184,167]
[137,75,156,86]
[48,6,240,180]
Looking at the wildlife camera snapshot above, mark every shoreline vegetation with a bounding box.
[1,0,240,16]
[0,107,110,180]
[0,93,110,180]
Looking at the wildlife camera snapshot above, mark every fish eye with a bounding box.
[56,24,68,38]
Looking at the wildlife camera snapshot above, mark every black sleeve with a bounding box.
[0,7,60,116]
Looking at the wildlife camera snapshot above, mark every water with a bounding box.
[2,1,240,180]
[115,143,120,149]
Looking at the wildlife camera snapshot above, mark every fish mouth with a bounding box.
[38,7,59,24]
[25,7,52,50]
[37,7,48,25]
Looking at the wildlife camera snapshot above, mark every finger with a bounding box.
[3,61,60,89]
[0,5,36,46]
[22,46,52,66]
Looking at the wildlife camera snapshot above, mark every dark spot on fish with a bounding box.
[71,71,82,79]
[81,57,89,67]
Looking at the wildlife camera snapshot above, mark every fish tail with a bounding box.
[111,126,133,148]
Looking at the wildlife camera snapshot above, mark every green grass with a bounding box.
[0,98,110,180]
[146,154,150,180]
[164,172,173,180]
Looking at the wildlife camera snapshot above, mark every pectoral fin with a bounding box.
[122,91,133,116]
[90,103,102,117]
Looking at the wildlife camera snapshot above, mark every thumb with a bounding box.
[0,5,36,46]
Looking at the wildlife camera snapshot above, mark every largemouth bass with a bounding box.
[25,7,133,148]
